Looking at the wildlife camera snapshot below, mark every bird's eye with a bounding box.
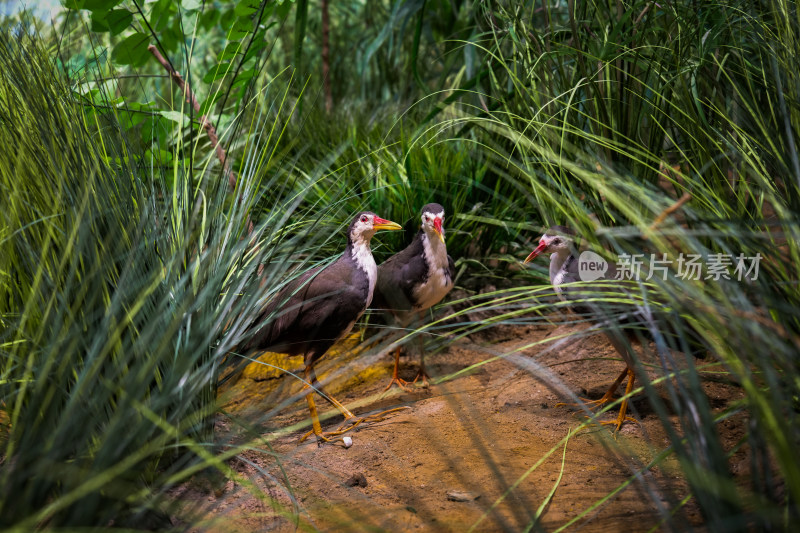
[360,215,368,223]
[424,215,429,222]
[552,238,561,245]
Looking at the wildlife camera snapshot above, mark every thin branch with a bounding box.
[650,192,691,231]
[147,44,237,192]
[322,0,332,113]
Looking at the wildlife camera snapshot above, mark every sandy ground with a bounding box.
[175,321,746,532]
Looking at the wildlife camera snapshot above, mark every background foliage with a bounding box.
[1,0,799,531]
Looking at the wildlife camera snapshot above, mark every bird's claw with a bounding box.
[299,407,411,443]
[556,399,639,433]
[356,406,410,423]
[412,368,430,388]
[383,370,430,392]
[299,429,339,444]
[596,415,639,433]
[555,396,609,409]
[382,376,413,392]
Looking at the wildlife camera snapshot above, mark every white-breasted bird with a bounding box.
[241,212,403,442]
[371,203,455,390]
[525,225,706,431]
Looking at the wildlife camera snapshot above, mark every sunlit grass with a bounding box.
[2,0,800,530]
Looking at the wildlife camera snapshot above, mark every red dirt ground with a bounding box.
[174,321,746,532]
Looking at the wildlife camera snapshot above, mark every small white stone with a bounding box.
[343,436,353,448]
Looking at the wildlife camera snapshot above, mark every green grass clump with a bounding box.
[0,28,299,529]
[428,1,800,529]
[2,0,800,530]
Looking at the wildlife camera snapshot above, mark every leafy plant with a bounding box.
[0,23,314,529]
[2,0,800,530]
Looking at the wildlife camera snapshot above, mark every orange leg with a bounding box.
[304,388,330,442]
[300,365,409,443]
[412,352,430,387]
[607,367,638,432]
[557,366,638,432]
[385,314,434,390]
[383,347,413,391]
[556,367,628,408]
[413,323,431,387]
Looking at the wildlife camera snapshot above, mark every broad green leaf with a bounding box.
[227,28,250,41]
[234,0,261,17]
[159,110,189,125]
[90,9,132,35]
[199,8,220,30]
[139,116,168,144]
[181,0,203,10]
[219,41,243,61]
[111,32,150,66]
[231,68,255,89]
[117,110,141,129]
[203,63,234,84]
[227,18,253,41]
[83,0,122,10]
[219,9,236,30]
[150,0,176,32]
[144,148,174,163]
[242,39,268,63]
[274,0,293,19]
[118,101,155,128]
[159,18,183,53]
[233,15,254,31]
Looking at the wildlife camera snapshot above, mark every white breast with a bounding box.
[351,240,378,306]
[552,269,566,297]
[412,233,454,311]
[550,251,572,300]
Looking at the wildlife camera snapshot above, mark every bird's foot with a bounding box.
[299,431,336,444]
[558,397,639,433]
[556,368,637,433]
[556,406,638,434]
[299,407,411,443]
[299,425,354,444]
[382,375,413,392]
[412,368,431,388]
[352,406,411,426]
[555,395,611,410]
[595,415,639,433]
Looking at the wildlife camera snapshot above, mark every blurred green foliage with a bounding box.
[0,0,799,530]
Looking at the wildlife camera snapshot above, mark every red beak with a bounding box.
[433,217,445,243]
[524,241,548,264]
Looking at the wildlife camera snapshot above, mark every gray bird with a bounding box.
[242,212,403,442]
[371,203,455,390]
[525,225,705,431]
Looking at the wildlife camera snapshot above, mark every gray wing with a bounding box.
[559,254,643,324]
[243,259,368,360]
[373,234,427,313]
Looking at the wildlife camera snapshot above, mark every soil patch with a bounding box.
[179,323,745,532]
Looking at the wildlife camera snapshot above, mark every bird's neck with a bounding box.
[421,230,449,273]
[346,234,377,304]
[550,248,575,286]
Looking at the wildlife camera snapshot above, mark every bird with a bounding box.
[240,211,403,442]
[524,225,704,431]
[371,203,455,390]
